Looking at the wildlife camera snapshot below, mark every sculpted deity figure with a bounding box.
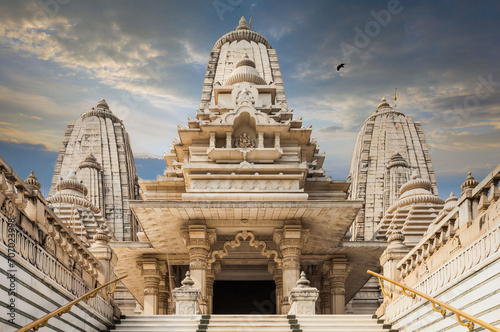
[236,132,255,148]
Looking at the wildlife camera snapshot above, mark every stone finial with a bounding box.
[288,271,319,315]
[385,226,409,252]
[236,16,251,30]
[25,170,41,190]
[96,97,109,109]
[387,227,405,245]
[461,171,478,194]
[93,225,111,244]
[296,271,310,287]
[172,270,201,315]
[444,192,459,211]
[181,271,195,287]
[377,97,391,110]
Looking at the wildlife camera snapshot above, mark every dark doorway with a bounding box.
[213,280,276,314]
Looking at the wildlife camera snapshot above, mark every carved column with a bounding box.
[274,132,281,149]
[320,262,332,314]
[276,225,308,313]
[139,258,165,315]
[327,256,352,314]
[269,262,283,314]
[206,262,219,314]
[209,131,216,149]
[258,131,264,148]
[226,132,232,148]
[184,225,212,314]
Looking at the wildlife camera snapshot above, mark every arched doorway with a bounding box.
[208,231,282,314]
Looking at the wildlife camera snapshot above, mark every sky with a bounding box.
[0,0,499,198]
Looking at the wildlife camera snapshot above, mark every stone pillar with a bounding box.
[277,225,307,313]
[139,258,165,315]
[172,271,201,315]
[319,266,331,314]
[378,229,410,316]
[258,131,264,148]
[209,131,216,149]
[206,264,217,314]
[226,132,232,148]
[327,257,351,314]
[88,226,116,297]
[274,132,281,149]
[269,262,283,314]
[185,225,211,314]
[288,272,319,315]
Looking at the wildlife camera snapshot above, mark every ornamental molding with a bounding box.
[208,230,282,266]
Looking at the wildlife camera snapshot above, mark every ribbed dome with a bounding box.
[78,153,101,170]
[56,171,88,196]
[387,152,409,169]
[25,170,41,190]
[225,54,267,86]
[461,172,478,192]
[213,16,272,50]
[390,172,444,210]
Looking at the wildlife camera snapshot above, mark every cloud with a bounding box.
[318,124,344,132]
[18,113,42,120]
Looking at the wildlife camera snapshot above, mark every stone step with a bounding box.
[110,314,394,332]
[297,315,389,332]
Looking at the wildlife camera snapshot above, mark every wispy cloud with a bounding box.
[18,113,42,120]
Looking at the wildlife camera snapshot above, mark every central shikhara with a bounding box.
[48,16,442,316]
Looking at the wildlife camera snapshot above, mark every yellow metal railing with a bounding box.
[368,270,499,332]
[17,275,127,332]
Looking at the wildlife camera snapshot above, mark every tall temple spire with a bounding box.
[349,98,438,241]
[50,98,140,241]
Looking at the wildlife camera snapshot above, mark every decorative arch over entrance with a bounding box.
[207,230,282,266]
[208,230,282,314]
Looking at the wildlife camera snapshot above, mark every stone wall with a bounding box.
[0,156,116,331]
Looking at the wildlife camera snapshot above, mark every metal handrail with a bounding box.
[16,274,127,332]
[368,270,499,332]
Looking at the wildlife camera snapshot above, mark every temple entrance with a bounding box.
[212,280,276,314]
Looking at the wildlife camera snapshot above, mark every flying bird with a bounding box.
[336,63,345,71]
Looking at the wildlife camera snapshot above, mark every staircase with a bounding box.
[109,314,395,332]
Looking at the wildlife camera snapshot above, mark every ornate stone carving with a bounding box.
[288,271,319,315]
[208,230,282,265]
[236,132,255,148]
[172,271,201,315]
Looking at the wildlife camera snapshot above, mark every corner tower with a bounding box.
[349,98,438,241]
[50,98,140,241]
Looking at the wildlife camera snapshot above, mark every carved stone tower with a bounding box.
[50,98,140,241]
[348,98,438,241]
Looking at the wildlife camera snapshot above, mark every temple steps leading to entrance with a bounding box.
[109,314,394,332]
